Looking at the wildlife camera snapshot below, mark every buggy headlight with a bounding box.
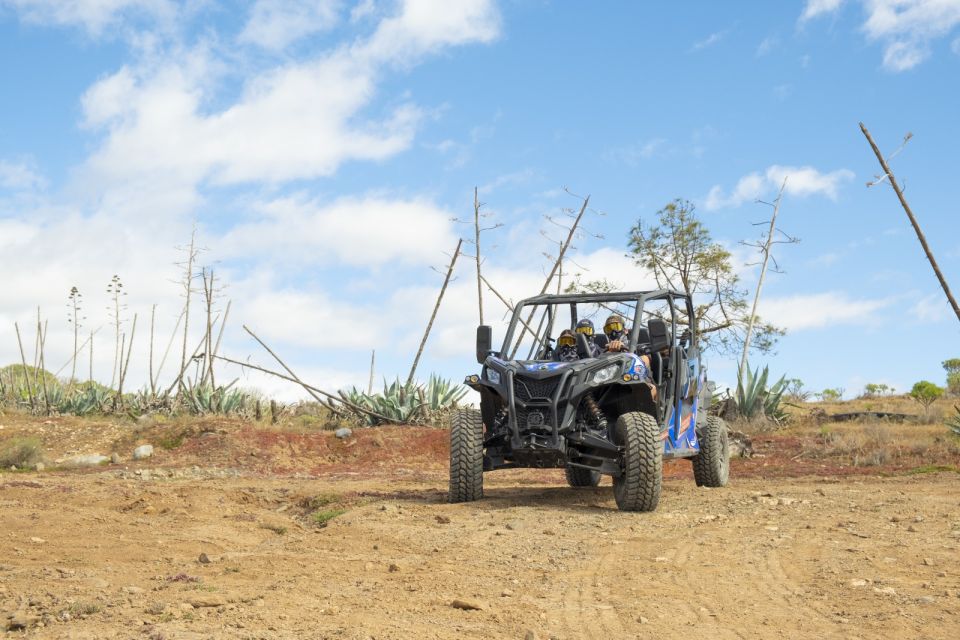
[591,364,620,384]
[486,369,501,385]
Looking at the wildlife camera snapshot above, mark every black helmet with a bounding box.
[575,319,595,337]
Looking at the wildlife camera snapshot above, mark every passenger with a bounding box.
[554,329,580,362]
[574,319,601,357]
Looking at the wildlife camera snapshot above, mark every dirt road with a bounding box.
[2,466,958,639]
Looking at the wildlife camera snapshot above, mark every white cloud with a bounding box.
[350,0,377,23]
[2,0,177,37]
[800,0,960,71]
[800,0,847,22]
[705,164,855,210]
[356,0,500,69]
[0,159,46,191]
[690,30,727,52]
[239,0,342,51]
[756,35,779,56]
[758,291,894,331]
[605,138,667,166]
[773,83,793,100]
[76,0,500,191]
[909,292,951,322]
[218,194,458,268]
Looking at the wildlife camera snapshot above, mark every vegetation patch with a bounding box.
[68,602,101,617]
[0,436,43,468]
[906,464,959,475]
[311,508,347,527]
[259,522,288,535]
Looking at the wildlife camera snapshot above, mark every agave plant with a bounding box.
[59,385,110,416]
[947,405,960,437]
[424,373,468,411]
[340,375,467,426]
[182,383,253,416]
[736,363,788,423]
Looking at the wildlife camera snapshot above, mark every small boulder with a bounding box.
[6,611,38,631]
[334,427,352,439]
[64,454,110,468]
[110,453,122,464]
[34,462,45,472]
[187,594,226,608]
[133,445,154,460]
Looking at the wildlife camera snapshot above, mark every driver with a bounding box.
[603,314,630,352]
[605,314,658,399]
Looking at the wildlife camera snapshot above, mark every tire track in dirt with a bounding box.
[559,551,627,640]
[664,522,841,639]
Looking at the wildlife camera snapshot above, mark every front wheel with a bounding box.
[449,409,484,503]
[565,466,601,488]
[691,415,730,487]
[612,412,662,512]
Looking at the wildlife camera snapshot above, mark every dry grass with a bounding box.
[732,395,960,469]
[0,436,43,468]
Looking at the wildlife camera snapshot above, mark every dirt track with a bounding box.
[2,465,959,639]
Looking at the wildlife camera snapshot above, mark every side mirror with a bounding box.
[476,325,493,364]
[648,319,671,353]
[576,332,592,359]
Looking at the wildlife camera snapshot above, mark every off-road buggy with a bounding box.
[450,290,730,512]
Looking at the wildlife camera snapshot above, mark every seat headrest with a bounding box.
[647,319,671,352]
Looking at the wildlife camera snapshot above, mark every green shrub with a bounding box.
[311,508,347,527]
[909,380,944,415]
[0,437,43,468]
[862,383,894,398]
[818,388,844,402]
[943,359,960,395]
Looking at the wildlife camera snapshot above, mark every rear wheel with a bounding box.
[692,415,730,487]
[612,412,662,512]
[565,466,601,488]
[449,409,484,502]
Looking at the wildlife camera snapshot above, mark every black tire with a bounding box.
[565,466,601,488]
[449,409,484,503]
[612,412,662,512]
[692,415,730,488]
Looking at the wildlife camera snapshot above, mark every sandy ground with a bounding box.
[2,464,959,639]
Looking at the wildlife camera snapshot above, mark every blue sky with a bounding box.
[0,0,958,400]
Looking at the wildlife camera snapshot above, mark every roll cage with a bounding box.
[498,289,698,359]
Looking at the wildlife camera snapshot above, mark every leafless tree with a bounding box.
[739,178,799,378]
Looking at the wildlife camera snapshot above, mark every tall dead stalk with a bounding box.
[509,194,590,358]
[407,238,463,386]
[859,123,960,323]
[14,322,35,412]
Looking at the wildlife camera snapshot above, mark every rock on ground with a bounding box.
[63,454,110,467]
[133,445,154,460]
